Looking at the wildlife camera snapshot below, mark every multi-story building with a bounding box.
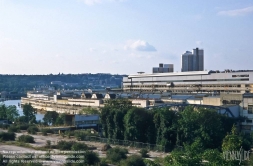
[153,63,174,73]
[123,70,253,94]
[181,48,204,72]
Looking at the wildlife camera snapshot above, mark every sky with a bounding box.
[0,0,253,75]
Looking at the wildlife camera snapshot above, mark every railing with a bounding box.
[78,136,165,152]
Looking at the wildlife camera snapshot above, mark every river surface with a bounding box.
[2,100,44,121]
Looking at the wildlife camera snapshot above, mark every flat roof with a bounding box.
[128,71,211,78]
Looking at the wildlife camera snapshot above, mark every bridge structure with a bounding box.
[145,103,237,118]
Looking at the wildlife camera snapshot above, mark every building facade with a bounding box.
[181,48,204,72]
[123,70,253,94]
[153,63,174,73]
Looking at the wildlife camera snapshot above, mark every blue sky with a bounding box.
[0,0,253,74]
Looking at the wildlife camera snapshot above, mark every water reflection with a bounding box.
[2,100,44,121]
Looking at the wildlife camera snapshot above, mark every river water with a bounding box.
[2,100,44,121]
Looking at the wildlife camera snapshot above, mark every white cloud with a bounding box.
[218,6,253,16]
[196,41,203,46]
[80,0,125,6]
[89,48,96,52]
[82,0,101,5]
[124,40,157,52]
[128,53,155,59]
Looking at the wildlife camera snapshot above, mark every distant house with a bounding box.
[81,93,92,99]
[91,93,104,99]
[104,93,116,99]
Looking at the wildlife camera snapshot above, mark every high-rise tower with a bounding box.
[181,48,204,72]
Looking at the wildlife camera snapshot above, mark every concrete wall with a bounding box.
[131,99,148,107]
[186,99,203,105]
[203,97,221,106]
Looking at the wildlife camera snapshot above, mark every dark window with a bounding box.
[232,75,249,77]
[248,105,253,114]
[246,120,252,123]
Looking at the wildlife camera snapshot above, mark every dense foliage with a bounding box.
[0,132,15,141]
[43,111,59,125]
[100,102,237,152]
[106,147,128,164]
[22,104,36,123]
[0,104,19,122]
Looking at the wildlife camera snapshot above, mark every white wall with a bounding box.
[68,99,101,107]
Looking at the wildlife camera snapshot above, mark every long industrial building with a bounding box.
[123,70,253,94]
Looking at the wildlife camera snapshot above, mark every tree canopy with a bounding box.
[22,103,36,123]
[0,104,19,122]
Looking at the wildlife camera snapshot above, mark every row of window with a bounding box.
[125,84,249,88]
[75,120,99,125]
[125,78,249,83]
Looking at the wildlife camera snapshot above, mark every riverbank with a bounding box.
[2,100,44,121]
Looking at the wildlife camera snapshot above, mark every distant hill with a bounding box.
[0,73,127,93]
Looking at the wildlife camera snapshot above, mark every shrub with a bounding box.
[102,144,112,151]
[140,148,149,158]
[74,131,87,141]
[18,135,35,143]
[46,140,51,147]
[65,131,74,138]
[0,153,9,166]
[41,128,54,136]
[121,155,146,166]
[57,140,75,150]
[100,158,108,166]
[18,124,30,130]
[83,151,100,165]
[0,132,15,141]
[27,126,39,134]
[0,124,9,129]
[106,147,128,163]
[8,125,20,133]
[71,142,88,151]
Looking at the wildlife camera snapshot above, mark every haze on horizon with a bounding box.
[0,0,253,75]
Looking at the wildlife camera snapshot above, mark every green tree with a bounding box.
[43,111,59,125]
[100,99,131,139]
[222,125,243,152]
[178,106,232,150]
[79,107,99,115]
[22,104,36,123]
[153,107,177,151]
[124,107,155,143]
[202,149,229,166]
[55,113,66,125]
[164,139,203,166]
[0,104,19,122]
